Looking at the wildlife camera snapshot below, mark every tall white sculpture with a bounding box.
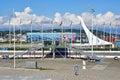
[77,16,112,46]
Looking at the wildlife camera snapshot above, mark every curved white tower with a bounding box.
[77,16,112,46]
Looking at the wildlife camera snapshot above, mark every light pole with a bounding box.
[91,9,95,56]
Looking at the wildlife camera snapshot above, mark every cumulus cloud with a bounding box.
[63,13,80,25]
[81,12,92,27]
[94,12,117,26]
[80,11,120,27]
[54,12,62,23]
[24,7,32,13]
[53,12,80,26]
[2,7,120,30]
[53,11,120,28]
[4,7,51,26]
[0,17,3,23]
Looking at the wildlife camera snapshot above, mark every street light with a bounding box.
[90,9,95,56]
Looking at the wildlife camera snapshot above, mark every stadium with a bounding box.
[26,32,77,42]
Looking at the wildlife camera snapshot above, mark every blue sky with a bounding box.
[0,0,120,32]
[0,0,120,16]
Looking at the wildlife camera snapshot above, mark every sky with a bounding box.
[0,0,120,33]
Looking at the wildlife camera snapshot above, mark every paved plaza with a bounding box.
[0,58,120,80]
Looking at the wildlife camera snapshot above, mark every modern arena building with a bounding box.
[26,32,77,42]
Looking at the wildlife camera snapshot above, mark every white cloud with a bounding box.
[53,12,80,26]
[63,13,79,25]
[24,7,32,13]
[2,7,120,29]
[53,12,62,23]
[80,11,120,27]
[4,7,51,26]
[94,12,115,26]
[81,12,92,27]
[0,16,3,23]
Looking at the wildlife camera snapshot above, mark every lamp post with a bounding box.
[91,9,95,56]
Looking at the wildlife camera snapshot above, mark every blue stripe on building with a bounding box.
[26,32,77,42]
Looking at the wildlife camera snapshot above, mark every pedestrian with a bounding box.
[5,54,9,61]
[74,64,79,76]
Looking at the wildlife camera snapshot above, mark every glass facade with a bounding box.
[26,32,76,42]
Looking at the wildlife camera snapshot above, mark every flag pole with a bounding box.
[40,21,44,58]
[109,22,111,50]
[79,21,81,49]
[19,19,22,48]
[91,13,94,56]
[30,20,32,55]
[103,22,105,50]
[9,20,11,47]
[115,23,117,42]
[13,23,16,68]
[51,21,55,59]
[96,24,97,48]
[60,21,63,44]
[13,8,16,68]
[70,21,72,47]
